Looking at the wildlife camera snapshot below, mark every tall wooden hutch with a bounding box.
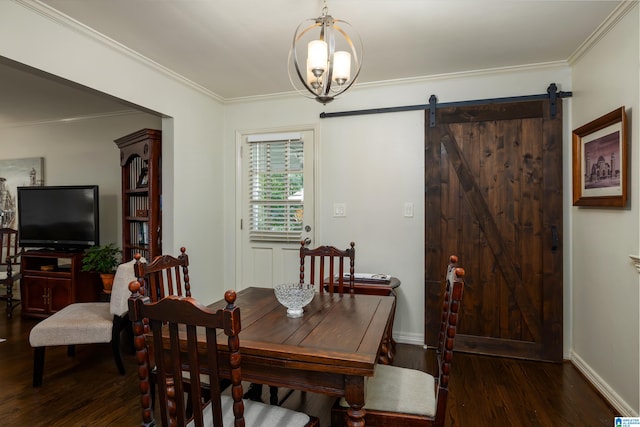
[114,129,162,262]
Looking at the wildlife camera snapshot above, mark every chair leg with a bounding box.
[244,383,264,402]
[111,315,127,375]
[3,283,20,319]
[111,335,126,375]
[67,345,75,357]
[33,347,45,387]
[5,285,12,319]
[269,386,279,405]
[6,298,19,319]
[150,371,157,410]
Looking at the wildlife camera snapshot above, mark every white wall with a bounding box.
[570,2,640,416]
[0,113,161,247]
[224,65,572,344]
[0,0,226,305]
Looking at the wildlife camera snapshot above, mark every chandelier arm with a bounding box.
[329,22,363,94]
[323,22,335,96]
[332,21,362,65]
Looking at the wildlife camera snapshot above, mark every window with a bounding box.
[247,133,304,242]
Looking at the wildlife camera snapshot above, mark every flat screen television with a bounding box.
[17,185,99,251]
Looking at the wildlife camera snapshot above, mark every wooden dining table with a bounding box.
[134,286,395,427]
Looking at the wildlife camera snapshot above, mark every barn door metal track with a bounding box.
[319,83,572,126]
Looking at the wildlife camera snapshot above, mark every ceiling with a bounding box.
[0,0,624,127]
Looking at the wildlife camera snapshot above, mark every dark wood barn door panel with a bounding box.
[425,100,563,362]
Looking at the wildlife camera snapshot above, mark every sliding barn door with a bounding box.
[425,99,563,362]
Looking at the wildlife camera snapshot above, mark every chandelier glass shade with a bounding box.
[288,3,363,104]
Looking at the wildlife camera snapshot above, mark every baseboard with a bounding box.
[570,350,637,417]
[394,332,424,346]
[396,334,637,416]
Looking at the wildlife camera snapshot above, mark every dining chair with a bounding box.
[249,240,358,406]
[132,247,193,418]
[299,240,356,295]
[29,258,138,386]
[0,228,21,318]
[133,246,191,301]
[128,284,320,426]
[331,254,465,427]
[244,240,358,406]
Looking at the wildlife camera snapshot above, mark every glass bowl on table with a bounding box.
[274,283,315,318]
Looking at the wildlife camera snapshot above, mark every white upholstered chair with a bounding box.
[29,258,139,386]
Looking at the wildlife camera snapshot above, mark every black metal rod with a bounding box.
[319,88,572,119]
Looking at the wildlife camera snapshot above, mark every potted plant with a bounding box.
[81,243,122,294]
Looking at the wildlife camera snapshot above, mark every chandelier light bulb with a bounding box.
[307,40,328,75]
[332,51,351,85]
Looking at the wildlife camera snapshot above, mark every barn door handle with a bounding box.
[551,225,558,252]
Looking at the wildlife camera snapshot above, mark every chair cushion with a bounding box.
[189,395,311,427]
[109,258,140,317]
[29,303,113,347]
[339,364,436,417]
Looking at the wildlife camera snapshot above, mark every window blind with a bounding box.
[248,134,304,242]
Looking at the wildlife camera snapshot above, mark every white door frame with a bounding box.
[235,124,319,290]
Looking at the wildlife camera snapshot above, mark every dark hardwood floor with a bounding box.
[1,305,618,426]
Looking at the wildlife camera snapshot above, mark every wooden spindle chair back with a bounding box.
[131,246,192,425]
[0,228,19,269]
[133,246,190,302]
[299,241,355,295]
[0,228,21,318]
[128,283,244,426]
[433,255,465,423]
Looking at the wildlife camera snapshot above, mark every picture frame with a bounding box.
[136,167,149,188]
[572,106,627,207]
[0,157,44,229]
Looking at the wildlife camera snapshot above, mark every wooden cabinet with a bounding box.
[114,128,162,262]
[20,251,101,319]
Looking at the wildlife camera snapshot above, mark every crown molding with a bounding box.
[224,61,570,104]
[15,0,624,106]
[17,0,224,103]
[568,0,638,65]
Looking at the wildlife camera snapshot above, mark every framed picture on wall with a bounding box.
[572,106,627,207]
[0,157,44,229]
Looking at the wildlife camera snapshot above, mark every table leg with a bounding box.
[388,297,397,362]
[344,375,366,427]
[378,333,391,364]
[378,297,396,364]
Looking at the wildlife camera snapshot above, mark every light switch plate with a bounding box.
[404,202,414,218]
[333,203,346,217]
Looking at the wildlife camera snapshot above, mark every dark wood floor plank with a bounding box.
[0,307,617,426]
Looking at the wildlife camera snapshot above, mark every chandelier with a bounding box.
[288,1,363,104]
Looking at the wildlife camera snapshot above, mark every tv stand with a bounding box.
[33,247,85,253]
[20,250,102,319]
